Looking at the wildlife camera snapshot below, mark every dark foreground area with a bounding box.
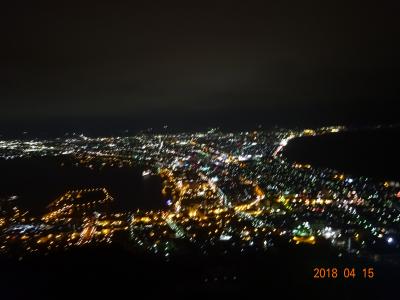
[1,245,398,299]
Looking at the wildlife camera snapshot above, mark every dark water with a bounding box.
[283,127,400,181]
[0,157,165,215]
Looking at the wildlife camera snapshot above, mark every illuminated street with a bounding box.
[1,125,400,267]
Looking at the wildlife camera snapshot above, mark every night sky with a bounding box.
[1,1,400,133]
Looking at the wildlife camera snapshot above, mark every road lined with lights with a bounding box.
[1,125,400,266]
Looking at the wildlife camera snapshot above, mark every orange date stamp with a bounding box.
[313,267,375,279]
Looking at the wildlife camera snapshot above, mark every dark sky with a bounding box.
[1,1,400,133]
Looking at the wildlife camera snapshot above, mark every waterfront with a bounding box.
[0,157,165,215]
[1,126,400,298]
[283,127,400,182]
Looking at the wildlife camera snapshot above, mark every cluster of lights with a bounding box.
[1,125,400,261]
